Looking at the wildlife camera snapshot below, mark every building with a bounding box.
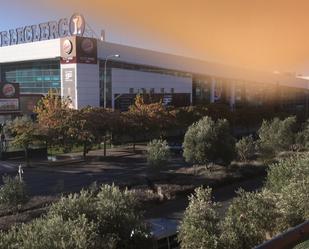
[0,13,308,121]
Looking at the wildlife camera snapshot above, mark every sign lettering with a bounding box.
[0,13,85,47]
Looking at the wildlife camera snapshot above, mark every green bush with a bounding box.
[295,119,309,149]
[146,139,170,168]
[220,189,279,249]
[258,116,296,154]
[183,116,235,165]
[265,155,309,230]
[265,155,309,192]
[0,214,99,249]
[235,135,256,161]
[276,179,309,231]
[178,187,220,249]
[48,184,150,249]
[0,175,28,208]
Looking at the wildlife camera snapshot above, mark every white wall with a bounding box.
[0,39,60,63]
[111,68,192,107]
[61,63,100,109]
[75,63,100,108]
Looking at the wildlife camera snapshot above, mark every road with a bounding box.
[0,148,265,219]
[145,176,265,219]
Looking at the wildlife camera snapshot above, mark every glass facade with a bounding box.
[192,76,211,105]
[0,60,60,94]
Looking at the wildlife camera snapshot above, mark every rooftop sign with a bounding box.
[0,13,85,47]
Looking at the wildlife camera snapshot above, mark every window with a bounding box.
[161,88,165,94]
[1,60,60,94]
[150,88,155,94]
[129,88,134,94]
[170,88,174,94]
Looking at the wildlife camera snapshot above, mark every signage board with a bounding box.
[61,36,97,64]
[0,13,85,47]
[0,82,20,111]
[62,68,76,108]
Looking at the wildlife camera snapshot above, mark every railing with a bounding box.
[254,220,309,249]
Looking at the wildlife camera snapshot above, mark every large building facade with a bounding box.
[0,14,308,120]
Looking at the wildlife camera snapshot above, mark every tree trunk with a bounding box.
[133,136,136,152]
[83,142,87,159]
[24,147,30,167]
[103,136,107,156]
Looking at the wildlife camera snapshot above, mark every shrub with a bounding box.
[0,175,28,208]
[295,119,309,149]
[48,184,150,249]
[220,189,279,249]
[0,214,99,249]
[183,116,235,165]
[235,135,256,161]
[265,155,309,192]
[276,179,309,231]
[265,155,309,230]
[146,139,170,168]
[178,187,220,249]
[258,116,296,154]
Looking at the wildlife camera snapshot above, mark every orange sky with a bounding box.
[34,0,309,73]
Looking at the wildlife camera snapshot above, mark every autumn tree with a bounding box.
[34,90,74,152]
[6,117,39,166]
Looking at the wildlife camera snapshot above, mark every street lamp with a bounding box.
[103,54,120,108]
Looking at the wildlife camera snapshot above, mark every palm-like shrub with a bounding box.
[183,116,235,165]
[146,139,170,168]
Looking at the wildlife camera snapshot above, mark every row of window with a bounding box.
[0,60,61,94]
[129,88,174,94]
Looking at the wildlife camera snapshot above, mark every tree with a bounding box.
[48,184,150,249]
[123,96,152,151]
[178,187,220,249]
[220,189,279,249]
[34,90,73,152]
[258,116,296,154]
[183,116,235,165]
[0,214,99,249]
[146,139,170,168]
[235,135,256,161]
[78,107,119,157]
[6,117,39,166]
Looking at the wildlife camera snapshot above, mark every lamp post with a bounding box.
[103,54,120,108]
[103,54,119,157]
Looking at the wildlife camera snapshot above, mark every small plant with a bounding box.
[235,135,256,161]
[146,139,170,168]
[0,175,28,208]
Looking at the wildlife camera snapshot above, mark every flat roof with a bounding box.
[0,37,308,90]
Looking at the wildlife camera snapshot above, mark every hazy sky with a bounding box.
[1,0,309,74]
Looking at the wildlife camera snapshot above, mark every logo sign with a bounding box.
[2,84,16,97]
[61,36,97,64]
[63,39,73,55]
[81,38,95,54]
[69,14,86,36]
[0,82,20,111]
[0,13,86,47]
